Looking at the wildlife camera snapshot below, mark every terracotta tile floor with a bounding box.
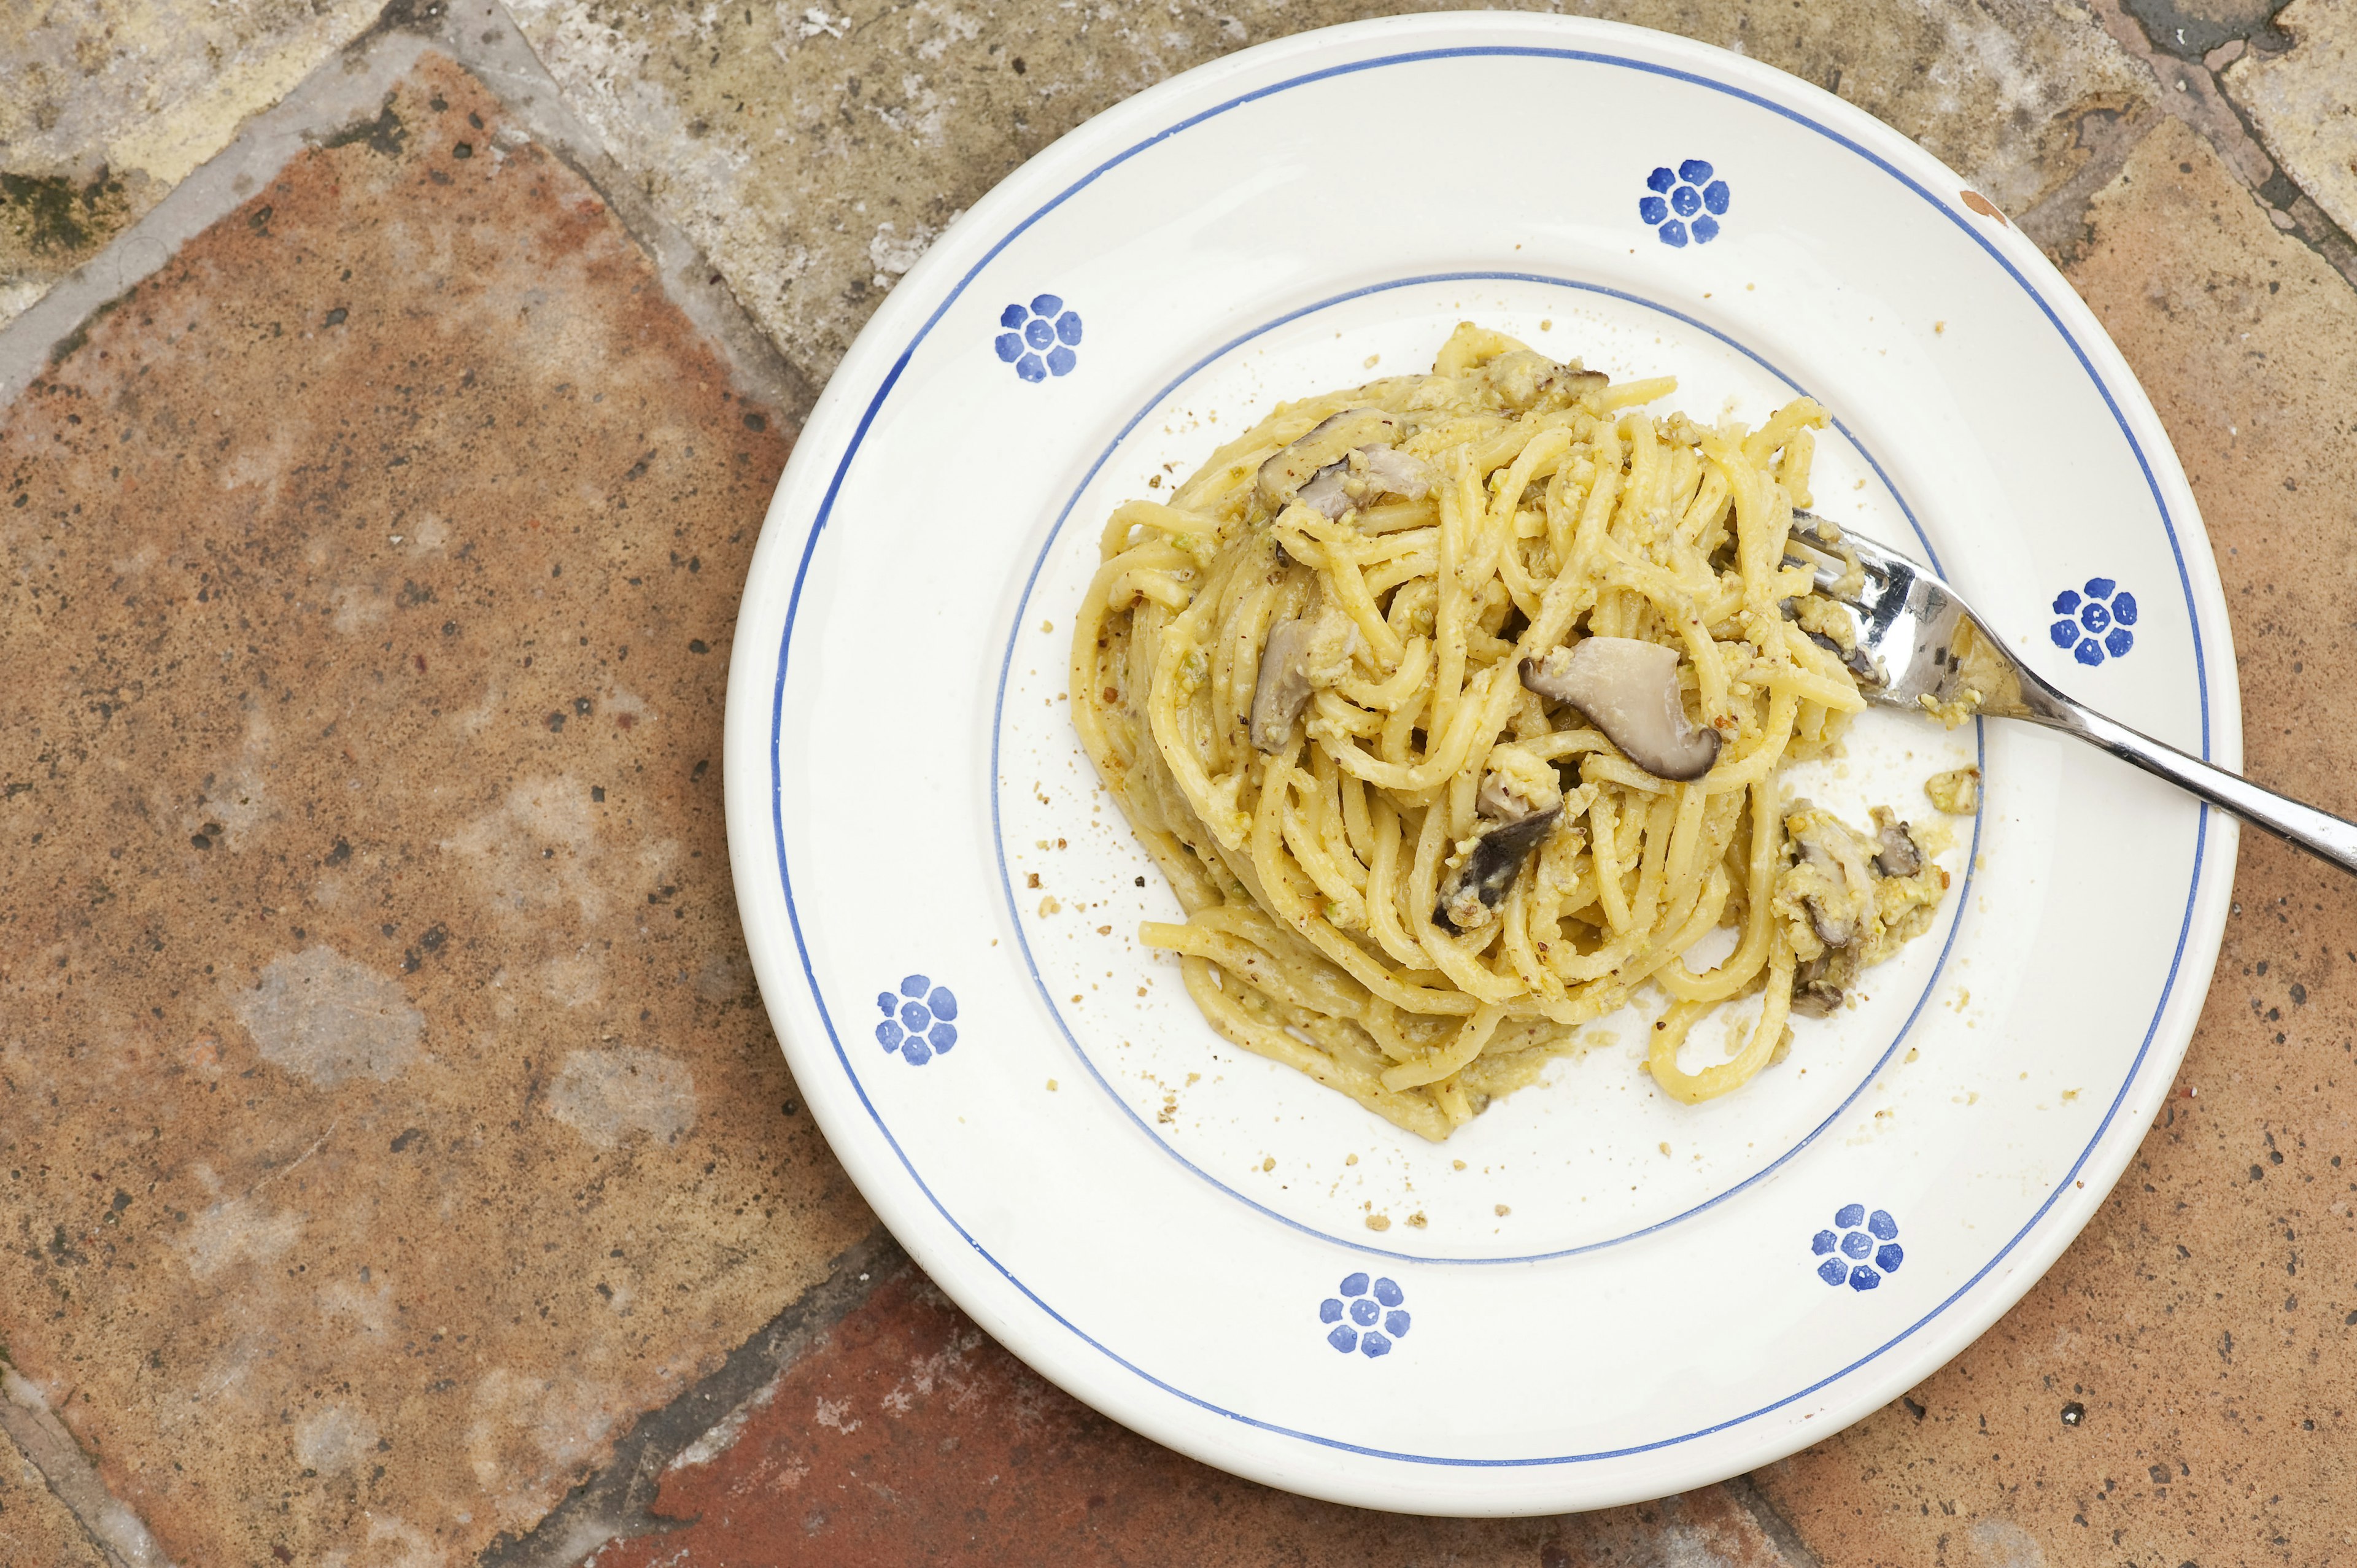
[0,50,868,1567]
[579,1254,1797,1568]
[4,4,2356,1565]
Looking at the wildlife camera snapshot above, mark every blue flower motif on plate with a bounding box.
[1318,1272,1411,1358]
[2048,577,2137,666]
[875,974,959,1065]
[1639,159,1730,247]
[994,294,1084,382]
[1811,1203,1903,1291]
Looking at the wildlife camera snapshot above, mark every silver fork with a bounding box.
[1782,517,2357,874]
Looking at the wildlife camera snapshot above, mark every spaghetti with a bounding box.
[1069,325,1949,1141]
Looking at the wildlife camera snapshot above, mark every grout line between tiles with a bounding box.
[1,1366,172,1568]
[418,0,816,423]
[2016,105,2167,265]
[2084,0,2357,290]
[1725,1472,1827,1568]
[0,0,810,423]
[0,20,434,411]
[478,1227,912,1568]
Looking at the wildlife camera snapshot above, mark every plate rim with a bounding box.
[724,9,2242,1512]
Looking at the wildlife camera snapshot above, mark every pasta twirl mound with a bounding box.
[1069,325,1949,1141]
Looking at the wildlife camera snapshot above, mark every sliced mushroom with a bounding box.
[1520,637,1721,781]
[1790,954,1844,1018]
[1783,803,1879,953]
[1294,460,1352,520]
[1433,806,1561,934]
[1868,807,1922,879]
[1249,619,1317,754]
[1789,868,1852,948]
[1778,800,1940,1013]
[1248,606,1358,753]
[1353,444,1434,502]
[1255,409,1398,513]
[1287,442,1438,522]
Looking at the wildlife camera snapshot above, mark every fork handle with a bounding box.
[2027,696,2357,875]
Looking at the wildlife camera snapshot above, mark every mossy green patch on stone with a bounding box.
[0,0,384,328]
[0,166,133,266]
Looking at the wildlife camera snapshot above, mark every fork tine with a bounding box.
[1781,522,1857,600]
[1789,513,1926,573]
[1784,558,1848,599]
[1783,512,1938,606]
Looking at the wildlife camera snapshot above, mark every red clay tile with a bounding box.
[586,1264,1798,1568]
[0,51,871,1566]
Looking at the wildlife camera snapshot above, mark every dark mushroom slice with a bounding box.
[1255,409,1398,514]
[1784,803,1877,951]
[1786,839,1855,948]
[1780,802,1922,1018]
[1520,637,1720,782]
[1249,608,1360,753]
[1432,806,1562,935]
[1802,902,1851,951]
[1248,617,1318,754]
[1293,460,1352,520]
[1868,807,1922,879]
[1290,442,1439,522]
[1790,954,1845,1018]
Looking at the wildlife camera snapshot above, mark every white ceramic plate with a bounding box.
[724,14,2238,1514]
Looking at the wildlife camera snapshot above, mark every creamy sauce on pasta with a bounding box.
[1070,325,1948,1140]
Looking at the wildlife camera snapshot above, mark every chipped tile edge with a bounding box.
[0,0,812,423]
[476,1227,910,1568]
[2017,101,2168,264]
[0,1367,174,1568]
[2084,0,2357,288]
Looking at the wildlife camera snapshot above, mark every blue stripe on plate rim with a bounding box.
[763,40,2216,1467]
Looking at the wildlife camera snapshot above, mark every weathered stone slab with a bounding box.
[508,0,2153,389]
[2225,0,2357,240]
